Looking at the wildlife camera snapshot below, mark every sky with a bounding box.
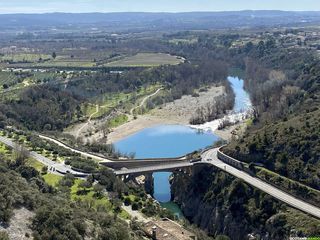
[0,0,319,14]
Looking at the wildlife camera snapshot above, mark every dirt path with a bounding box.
[76,104,99,139]
[122,205,149,223]
[129,88,163,116]
[73,88,163,140]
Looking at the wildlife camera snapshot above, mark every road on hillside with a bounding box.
[0,135,88,177]
[39,135,113,162]
[202,148,320,219]
[11,132,320,219]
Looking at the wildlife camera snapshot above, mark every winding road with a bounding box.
[76,104,99,139]
[39,135,113,162]
[3,132,320,219]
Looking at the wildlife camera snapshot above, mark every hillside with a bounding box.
[171,165,320,240]
[224,35,320,190]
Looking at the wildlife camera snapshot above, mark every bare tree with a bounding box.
[13,143,29,166]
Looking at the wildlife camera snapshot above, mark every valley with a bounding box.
[0,10,320,240]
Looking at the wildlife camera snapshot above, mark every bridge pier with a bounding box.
[144,173,154,195]
[118,173,154,195]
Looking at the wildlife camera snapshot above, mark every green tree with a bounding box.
[78,180,92,194]
[41,166,48,175]
[124,197,132,206]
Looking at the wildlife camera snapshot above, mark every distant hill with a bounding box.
[0,11,320,31]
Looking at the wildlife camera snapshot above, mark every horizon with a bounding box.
[1,10,320,15]
[1,0,320,14]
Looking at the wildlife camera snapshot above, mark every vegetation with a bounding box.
[224,38,320,192]
[171,165,320,240]
[0,150,148,239]
[1,18,320,240]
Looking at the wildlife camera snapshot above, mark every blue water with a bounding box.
[114,75,251,217]
[228,76,252,113]
[115,125,218,202]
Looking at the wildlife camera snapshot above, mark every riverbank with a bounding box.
[107,85,225,143]
[68,77,250,144]
[107,113,242,143]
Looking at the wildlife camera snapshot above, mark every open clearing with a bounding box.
[104,53,184,67]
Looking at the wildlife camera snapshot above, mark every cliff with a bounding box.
[171,164,320,240]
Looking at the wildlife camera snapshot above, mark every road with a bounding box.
[6,132,320,219]
[39,135,113,162]
[114,161,193,176]
[202,148,320,219]
[0,135,88,177]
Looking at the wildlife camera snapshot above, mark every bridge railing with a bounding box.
[217,148,244,169]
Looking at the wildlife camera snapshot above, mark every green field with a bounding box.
[107,114,128,128]
[43,174,63,187]
[104,53,183,67]
[27,158,45,172]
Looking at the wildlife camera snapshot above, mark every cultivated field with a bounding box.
[104,53,184,67]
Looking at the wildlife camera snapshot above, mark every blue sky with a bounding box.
[0,0,319,14]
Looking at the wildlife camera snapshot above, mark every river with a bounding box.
[114,75,251,218]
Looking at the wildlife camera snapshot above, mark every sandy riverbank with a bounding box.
[67,84,245,144]
[107,85,226,143]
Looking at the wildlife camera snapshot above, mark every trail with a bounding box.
[76,88,162,139]
[76,104,99,139]
[129,87,163,117]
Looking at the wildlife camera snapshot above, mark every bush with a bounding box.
[124,197,132,206]
[132,202,140,211]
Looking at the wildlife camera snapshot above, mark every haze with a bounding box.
[1,0,320,13]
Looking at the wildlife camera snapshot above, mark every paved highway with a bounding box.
[202,148,320,219]
[7,133,320,219]
[0,135,88,177]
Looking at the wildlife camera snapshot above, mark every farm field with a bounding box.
[0,53,51,63]
[33,60,96,68]
[104,53,184,67]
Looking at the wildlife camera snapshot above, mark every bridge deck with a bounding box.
[114,162,193,175]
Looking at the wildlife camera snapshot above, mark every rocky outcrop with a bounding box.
[171,165,250,239]
[170,165,297,240]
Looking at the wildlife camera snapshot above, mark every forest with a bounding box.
[224,36,320,191]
